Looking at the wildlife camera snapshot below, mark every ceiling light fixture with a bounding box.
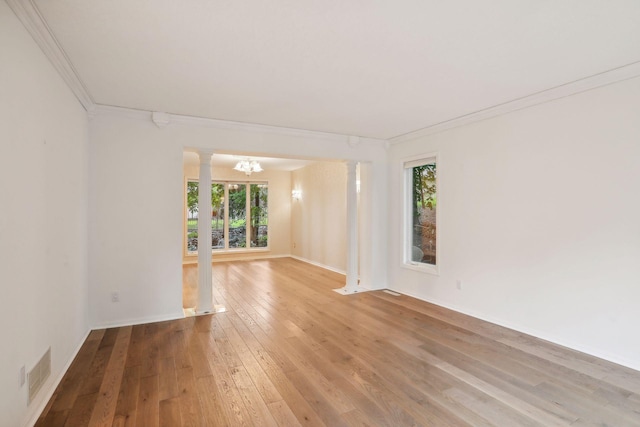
[233,159,263,176]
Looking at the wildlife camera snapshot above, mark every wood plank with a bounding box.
[267,400,303,427]
[195,375,229,426]
[77,341,113,396]
[136,375,160,426]
[125,324,146,368]
[87,326,132,427]
[158,357,180,401]
[140,324,161,378]
[159,397,182,427]
[224,324,283,404]
[63,392,99,427]
[176,366,205,427]
[112,365,141,427]
[198,328,256,426]
[230,364,279,427]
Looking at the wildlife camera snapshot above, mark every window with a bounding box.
[404,155,437,271]
[228,183,247,248]
[185,180,268,254]
[250,184,268,248]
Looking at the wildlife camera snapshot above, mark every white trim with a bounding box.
[402,152,440,274]
[388,289,640,373]
[389,61,640,144]
[94,105,387,146]
[401,151,439,165]
[184,248,272,259]
[402,262,439,276]
[91,311,186,330]
[290,255,346,276]
[6,0,95,112]
[184,253,288,264]
[23,328,91,427]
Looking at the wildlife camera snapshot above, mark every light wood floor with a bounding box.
[38,258,640,426]
[182,262,199,309]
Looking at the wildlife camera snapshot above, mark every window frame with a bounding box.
[402,152,439,275]
[183,177,270,258]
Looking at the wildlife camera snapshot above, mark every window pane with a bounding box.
[211,183,225,250]
[411,162,437,265]
[228,183,247,248]
[186,181,199,253]
[250,184,268,247]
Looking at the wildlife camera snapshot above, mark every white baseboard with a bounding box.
[289,255,346,275]
[183,253,289,265]
[91,310,186,330]
[23,328,92,427]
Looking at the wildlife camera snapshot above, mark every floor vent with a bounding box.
[383,290,401,296]
[28,347,51,405]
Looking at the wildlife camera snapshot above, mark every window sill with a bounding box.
[215,248,271,254]
[402,262,439,276]
[186,247,271,257]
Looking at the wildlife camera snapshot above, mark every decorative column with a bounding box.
[334,160,360,294]
[196,150,214,314]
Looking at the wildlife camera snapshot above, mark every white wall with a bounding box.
[89,117,185,328]
[388,76,640,370]
[183,158,292,262]
[89,109,389,327]
[0,3,89,426]
[291,162,348,272]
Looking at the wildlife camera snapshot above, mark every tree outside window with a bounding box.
[405,157,437,268]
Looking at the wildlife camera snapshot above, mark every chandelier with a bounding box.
[233,159,263,176]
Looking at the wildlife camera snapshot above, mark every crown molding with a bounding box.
[389,61,640,145]
[6,0,95,111]
[94,104,387,147]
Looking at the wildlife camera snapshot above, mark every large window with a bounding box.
[404,155,437,271]
[185,180,268,254]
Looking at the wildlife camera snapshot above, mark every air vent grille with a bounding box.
[28,347,51,405]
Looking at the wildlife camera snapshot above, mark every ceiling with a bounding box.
[30,0,640,140]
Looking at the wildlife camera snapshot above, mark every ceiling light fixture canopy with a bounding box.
[233,159,263,176]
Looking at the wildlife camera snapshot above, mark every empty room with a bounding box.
[2,1,640,426]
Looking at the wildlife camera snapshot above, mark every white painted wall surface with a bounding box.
[88,117,185,328]
[0,3,89,426]
[388,76,640,370]
[291,162,348,273]
[89,110,389,326]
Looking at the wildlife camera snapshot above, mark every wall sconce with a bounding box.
[292,189,302,200]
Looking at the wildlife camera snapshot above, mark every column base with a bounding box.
[195,307,213,315]
[191,304,226,316]
[332,286,367,295]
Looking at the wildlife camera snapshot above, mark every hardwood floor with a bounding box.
[182,262,198,309]
[38,258,640,426]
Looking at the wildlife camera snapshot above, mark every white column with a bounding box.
[334,160,360,295]
[196,150,214,314]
